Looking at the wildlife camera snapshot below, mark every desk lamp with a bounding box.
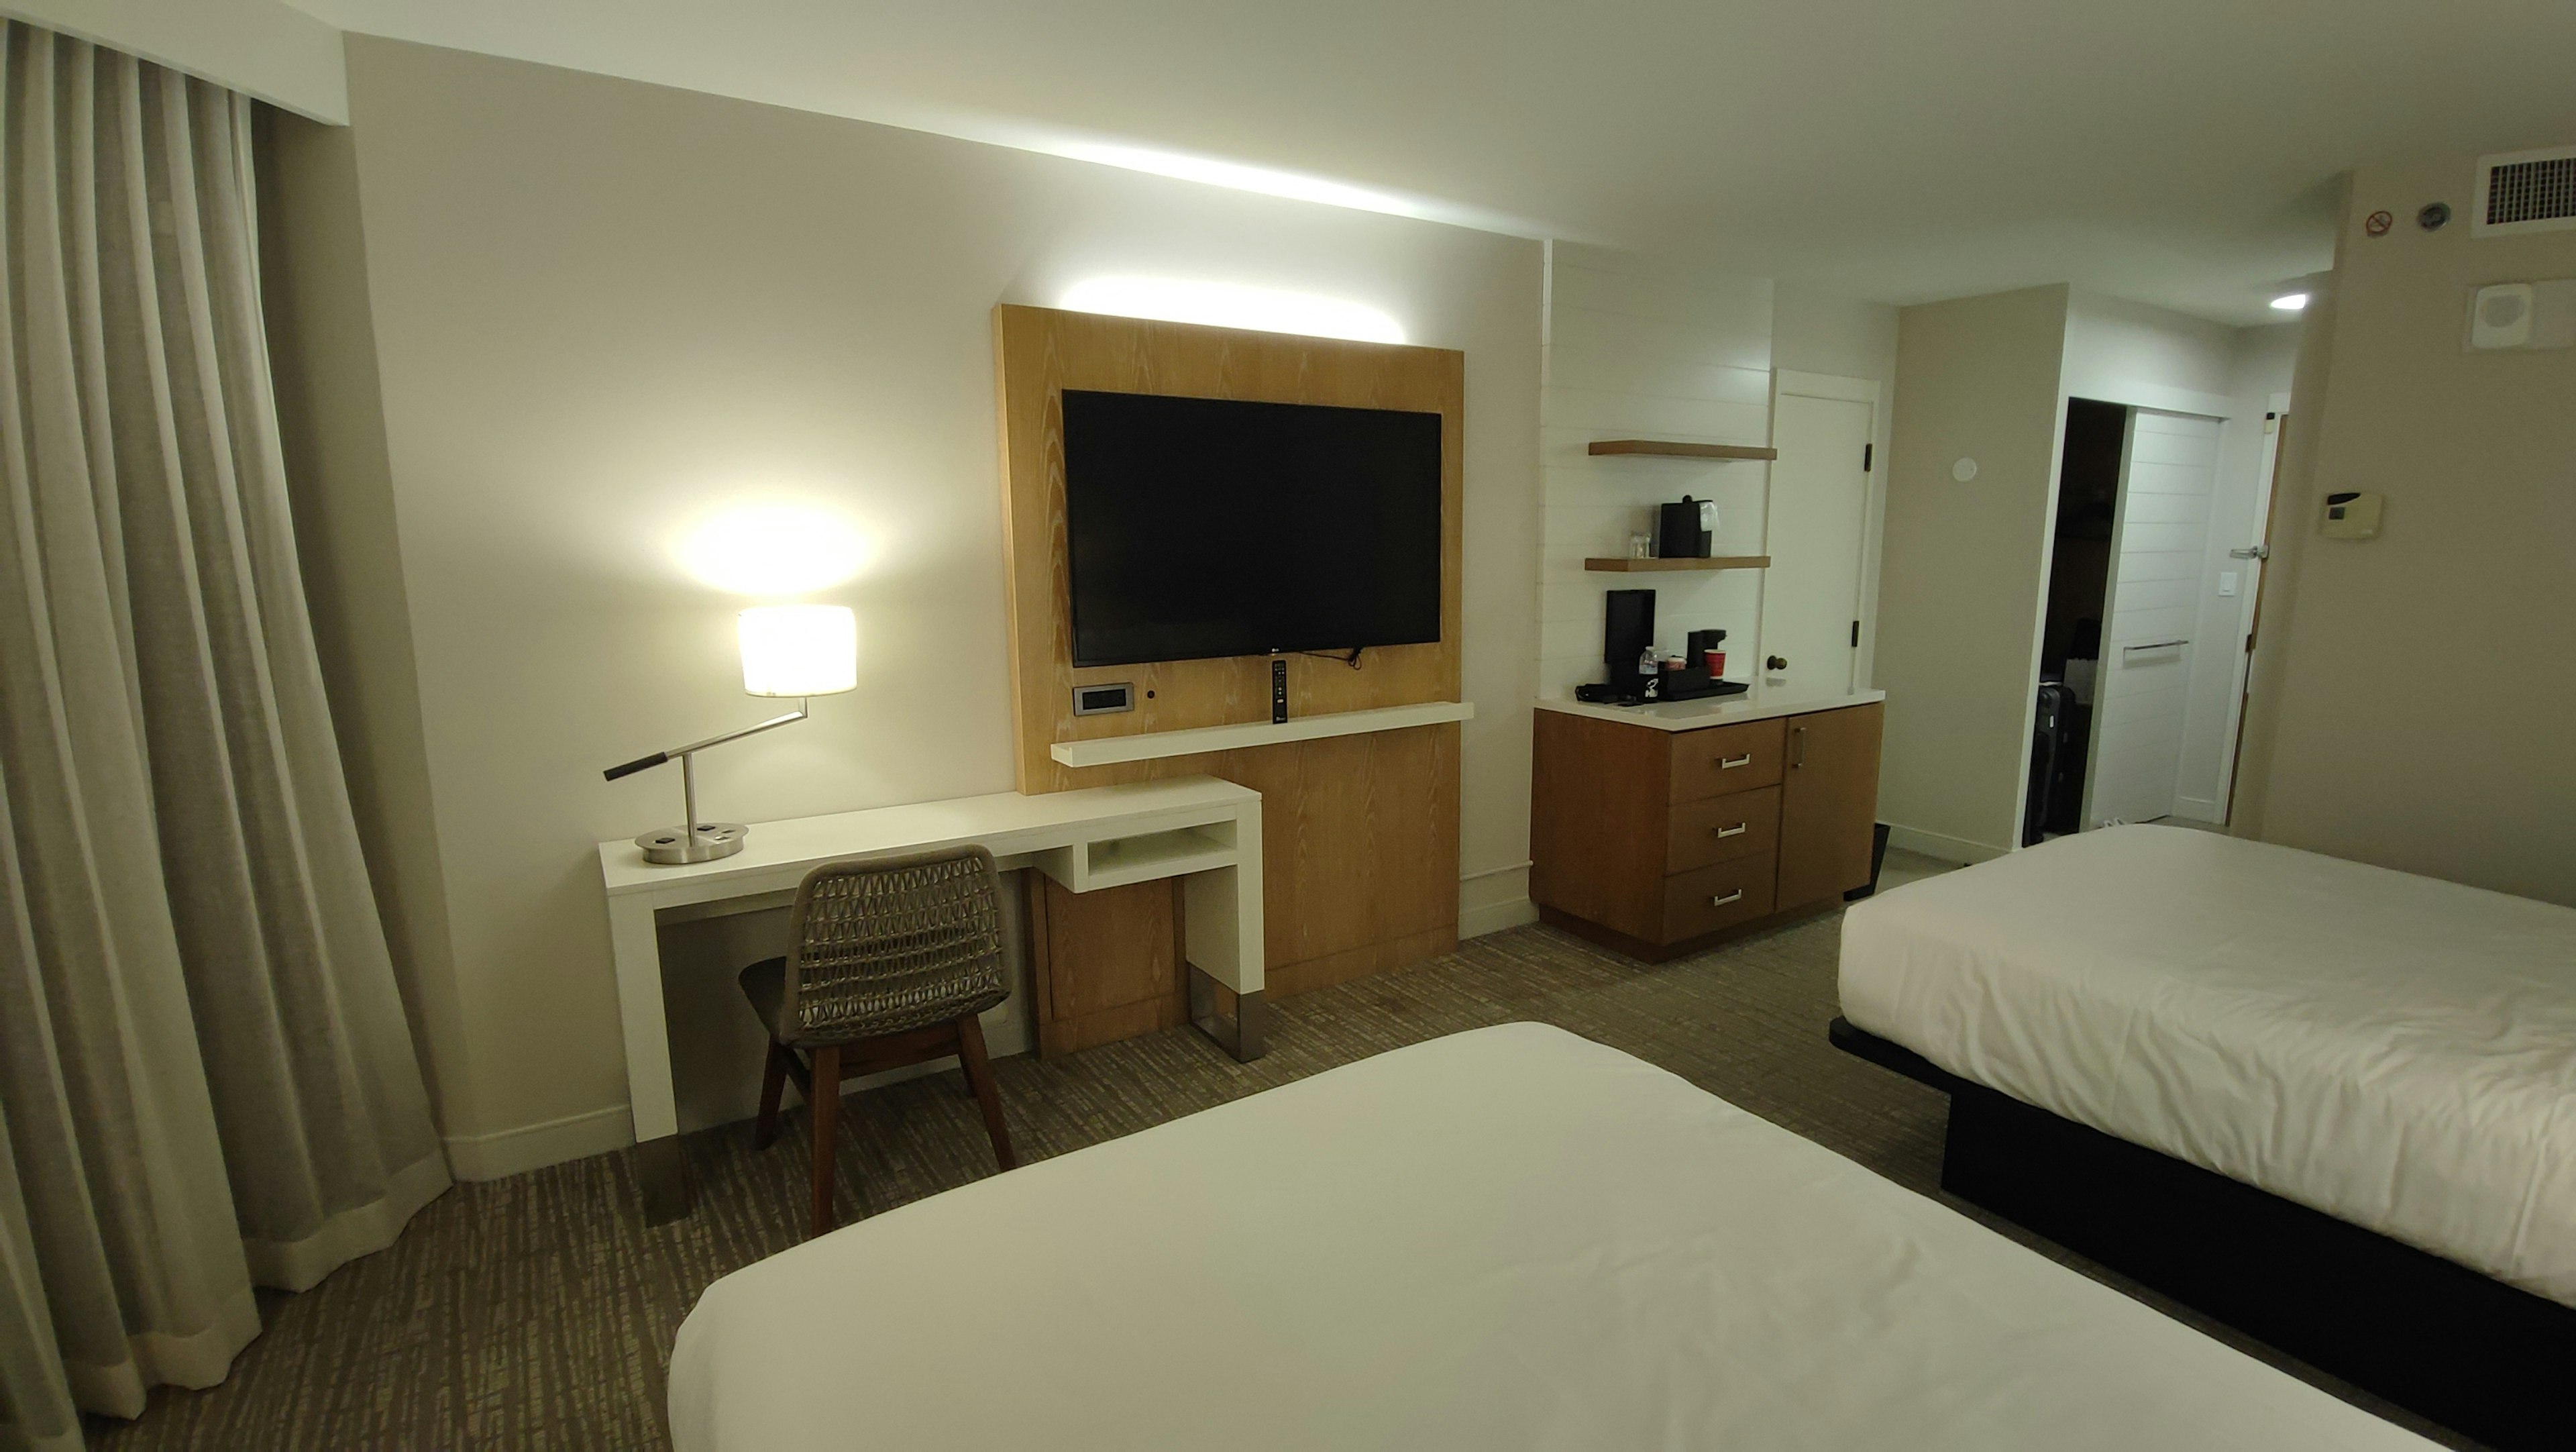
[604,605,857,865]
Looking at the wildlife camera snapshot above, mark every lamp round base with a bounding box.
[636,823,749,865]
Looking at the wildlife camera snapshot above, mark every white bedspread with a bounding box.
[668,1022,2431,1450]
[1841,825,2576,1308]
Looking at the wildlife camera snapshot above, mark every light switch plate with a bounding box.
[2218,572,2239,597]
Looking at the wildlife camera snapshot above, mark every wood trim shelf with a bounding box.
[1588,439,1778,460]
[1583,556,1770,573]
[1048,701,1476,769]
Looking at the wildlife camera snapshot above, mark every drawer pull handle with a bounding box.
[1710,889,1746,907]
[1717,754,1753,770]
[1713,823,1750,839]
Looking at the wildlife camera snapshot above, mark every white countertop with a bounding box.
[596,776,1260,896]
[1534,685,1885,732]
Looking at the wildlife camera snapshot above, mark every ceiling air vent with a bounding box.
[2473,146,2576,236]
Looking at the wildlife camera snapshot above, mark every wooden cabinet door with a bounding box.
[1775,704,1884,910]
[1028,874,1186,1057]
[1529,711,1670,942]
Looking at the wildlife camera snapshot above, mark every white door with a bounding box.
[1762,381,1876,692]
[2086,409,2220,825]
[2211,395,2288,821]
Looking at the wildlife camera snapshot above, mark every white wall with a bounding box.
[1537,244,1774,701]
[281,36,1542,1174]
[2060,292,2237,416]
[1877,285,2072,861]
[2237,152,2576,906]
[2,0,346,121]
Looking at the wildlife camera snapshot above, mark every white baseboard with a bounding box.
[1459,894,1538,939]
[442,1103,631,1182]
[1459,864,1536,939]
[2170,796,2224,825]
[1883,823,2010,866]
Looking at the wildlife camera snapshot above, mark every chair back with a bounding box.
[779,847,1008,1041]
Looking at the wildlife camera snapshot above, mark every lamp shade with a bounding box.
[739,605,857,696]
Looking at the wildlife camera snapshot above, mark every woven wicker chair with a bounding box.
[740,847,1016,1235]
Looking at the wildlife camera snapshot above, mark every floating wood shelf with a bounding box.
[1584,556,1771,574]
[1588,439,1778,461]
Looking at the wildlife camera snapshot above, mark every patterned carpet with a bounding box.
[90,882,2470,1449]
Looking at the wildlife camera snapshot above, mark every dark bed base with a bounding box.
[1829,1017,2574,1452]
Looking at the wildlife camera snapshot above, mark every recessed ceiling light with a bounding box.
[2269,292,2310,312]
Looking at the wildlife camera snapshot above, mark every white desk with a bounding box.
[597,775,1266,1221]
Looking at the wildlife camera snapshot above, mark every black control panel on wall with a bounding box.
[1071,683,1134,716]
[1272,658,1288,725]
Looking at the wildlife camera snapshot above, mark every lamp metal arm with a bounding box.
[601,699,810,781]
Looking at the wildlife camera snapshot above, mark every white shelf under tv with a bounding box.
[1049,701,1477,769]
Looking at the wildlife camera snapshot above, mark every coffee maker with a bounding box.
[1656,497,1716,559]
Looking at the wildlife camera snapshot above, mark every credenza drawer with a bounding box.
[1666,786,1782,874]
[1661,858,1778,941]
[1667,719,1786,802]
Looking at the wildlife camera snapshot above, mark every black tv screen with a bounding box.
[1061,390,1443,668]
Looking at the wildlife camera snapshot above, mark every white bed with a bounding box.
[1839,823,2576,1309]
[668,1021,2432,1450]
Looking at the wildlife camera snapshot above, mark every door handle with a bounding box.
[1718,754,1752,770]
[1791,725,1807,768]
[1710,889,1745,907]
[2229,546,2269,560]
[1714,822,1750,839]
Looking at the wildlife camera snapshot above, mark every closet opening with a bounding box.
[2028,399,2126,844]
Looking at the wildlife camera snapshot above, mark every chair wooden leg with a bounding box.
[955,1014,1016,1172]
[808,1043,841,1237]
[753,1042,789,1149]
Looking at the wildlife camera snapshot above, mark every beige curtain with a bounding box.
[0,23,448,1438]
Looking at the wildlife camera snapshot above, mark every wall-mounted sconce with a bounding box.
[604,605,857,864]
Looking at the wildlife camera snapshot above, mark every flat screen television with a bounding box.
[1060,389,1443,668]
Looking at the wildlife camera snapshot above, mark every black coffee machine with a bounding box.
[1574,590,1746,705]
[1656,496,1715,559]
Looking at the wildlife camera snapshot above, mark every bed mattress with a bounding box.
[1840,824,2576,1308]
[668,1021,2431,1450]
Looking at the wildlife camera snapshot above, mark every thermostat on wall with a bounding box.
[2321,492,2383,540]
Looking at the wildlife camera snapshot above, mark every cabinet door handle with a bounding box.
[1713,822,1750,839]
[1718,754,1752,770]
[1791,725,1807,769]
[1710,889,1745,907]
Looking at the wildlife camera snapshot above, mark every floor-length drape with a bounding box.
[0,23,448,1431]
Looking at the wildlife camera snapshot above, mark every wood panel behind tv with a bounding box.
[992,303,1464,1006]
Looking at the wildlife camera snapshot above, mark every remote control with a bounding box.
[1272,658,1288,724]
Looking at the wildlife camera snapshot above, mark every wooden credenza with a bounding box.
[1530,697,1884,960]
